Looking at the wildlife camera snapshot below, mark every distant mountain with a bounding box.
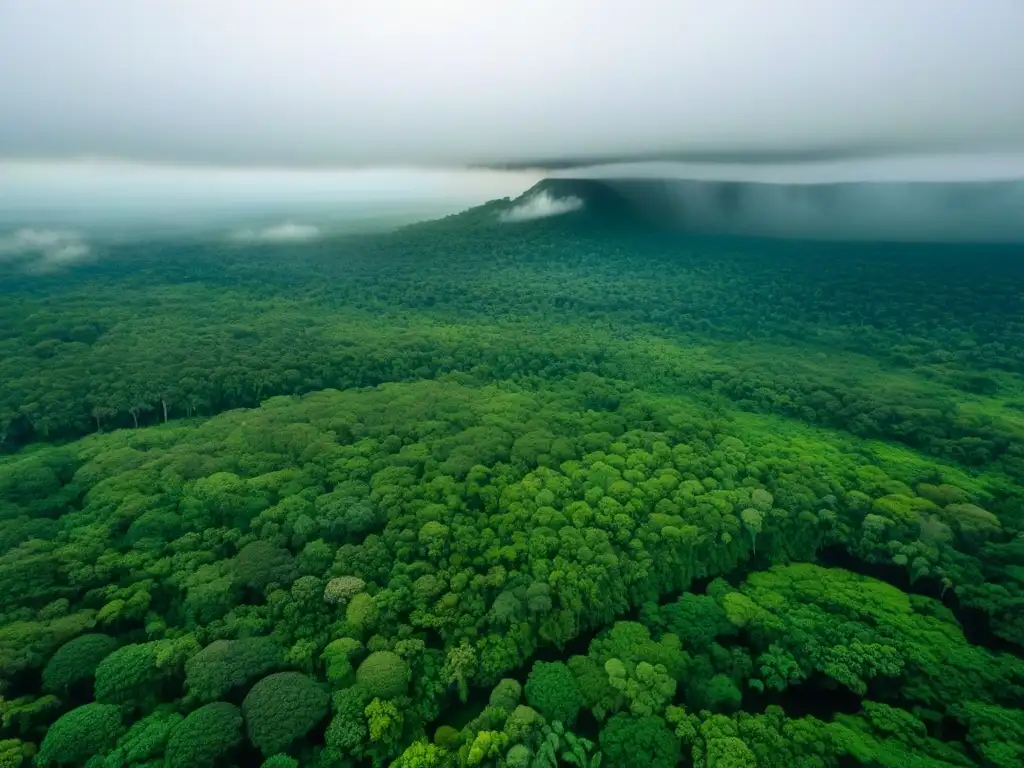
[512,176,1024,242]
[407,171,1024,243]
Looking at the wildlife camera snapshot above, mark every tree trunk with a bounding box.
[162,399,168,423]
[131,410,138,428]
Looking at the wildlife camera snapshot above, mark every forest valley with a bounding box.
[0,186,1023,767]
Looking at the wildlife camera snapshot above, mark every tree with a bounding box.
[951,701,1024,768]
[99,708,183,768]
[355,651,409,700]
[757,645,804,692]
[442,642,478,703]
[242,672,328,756]
[605,659,676,717]
[0,739,35,768]
[937,503,1002,549]
[653,594,734,652]
[703,736,756,768]
[505,743,532,768]
[346,592,379,634]
[164,702,243,768]
[41,633,118,695]
[325,684,370,756]
[704,674,743,714]
[739,508,763,554]
[232,541,298,595]
[488,678,522,714]
[321,637,364,686]
[36,703,123,766]
[260,756,300,768]
[93,642,178,709]
[184,637,286,703]
[324,576,366,606]
[525,661,584,727]
[365,697,403,745]
[562,730,601,768]
[599,713,678,768]
[464,730,507,766]
[0,694,61,738]
[569,655,621,721]
[392,740,452,768]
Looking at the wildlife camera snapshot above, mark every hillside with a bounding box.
[0,198,1023,766]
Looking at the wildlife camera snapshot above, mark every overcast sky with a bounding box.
[2,1,1024,168]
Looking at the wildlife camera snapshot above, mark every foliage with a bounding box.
[599,713,678,768]
[260,756,299,768]
[488,678,522,714]
[525,662,584,727]
[242,672,329,756]
[93,640,192,710]
[36,703,123,766]
[2,198,1024,765]
[41,633,118,694]
[163,702,243,768]
[99,708,182,768]
[0,739,34,768]
[355,651,410,700]
[184,637,285,703]
[321,637,363,686]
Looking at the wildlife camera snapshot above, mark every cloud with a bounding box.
[229,222,321,243]
[500,191,584,222]
[0,228,91,271]
[0,2,1023,168]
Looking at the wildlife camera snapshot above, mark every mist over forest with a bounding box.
[5,153,1024,277]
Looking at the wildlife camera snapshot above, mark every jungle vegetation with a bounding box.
[1,190,1022,767]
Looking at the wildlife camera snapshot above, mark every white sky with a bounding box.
[2,1,1023,167]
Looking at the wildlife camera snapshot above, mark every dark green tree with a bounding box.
[36,703,123,766]
[242,673,328,756]
[164,702,244,768]
[42,633,118,695]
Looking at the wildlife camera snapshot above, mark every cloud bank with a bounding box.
[605,177,1024,242]
[0,229,91,271]
[0,2,1022,168]
[500,191,584,222]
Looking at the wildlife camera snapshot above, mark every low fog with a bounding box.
[0,161,540,243]
[0,162,541,272]
[229,223,322,244]
[0,229,92,273]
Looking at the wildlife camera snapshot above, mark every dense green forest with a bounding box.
[1,188,1023,767]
